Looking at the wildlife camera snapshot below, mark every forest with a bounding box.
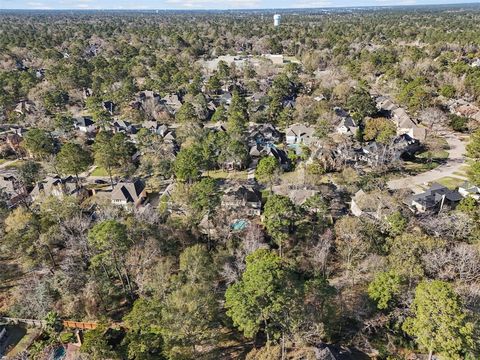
[1,4,480,360]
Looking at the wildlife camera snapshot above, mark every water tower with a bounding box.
[273,14,281,27]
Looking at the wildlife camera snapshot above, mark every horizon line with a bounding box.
[1,2,480,11]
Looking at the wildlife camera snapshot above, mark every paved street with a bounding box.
[388,132,468,192]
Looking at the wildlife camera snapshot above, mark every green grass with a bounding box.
[91,166,110,176]
[402,161,440,174]
[206,169,248,180]
[4,160,25,169]
[0,158,8,165]
[416,149,449,160]
[435,176,465,189]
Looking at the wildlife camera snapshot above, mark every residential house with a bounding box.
[219,91,232,105]
[30,176,83,202]
[458,182,480,200]
[285,124,316,145]
[249,144,290,169]
[161,93,182,113]
[143,121,176,142]
[14,100,35,115]
[0,171,28,208]
[221,182,262,216]
[102,101,116,115]
[74,117,96,133]
[111,179,146,207]
[375,96,427,141]
[410,183,463,213]
[6,133,23,153]
[336,117,358,136]
[350,189,397,219]
[247,123,282,146]
[111,119,137,135]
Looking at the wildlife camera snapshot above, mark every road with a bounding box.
[387,132,468,193]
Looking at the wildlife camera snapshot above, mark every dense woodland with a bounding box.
[2,5,480,360]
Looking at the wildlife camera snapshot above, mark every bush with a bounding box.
[448,114,469,132]
[59,332,75,343]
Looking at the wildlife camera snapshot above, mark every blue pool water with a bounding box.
[231,219,248,231]
[53,346,66,360]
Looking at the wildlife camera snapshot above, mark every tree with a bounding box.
[368,270,403,310]
[255,156,280,190]
[263,195,296,256]
[190,178,220,216]
[88,220,133,299]
[18,160,42,188]
[122,299,164,360]
[346,88,377,119]
[174,146,203,183]
[466,130,480,184]
[160,245,219,358]
[81,322,120,360]
[439,84,456,98]
[23,128,55,159]
[363,117,396,144]
[225,249,303,343]
[56,142,91,182]
[93,131,135,187]
[403,280,475,360]
[54,113,74,133]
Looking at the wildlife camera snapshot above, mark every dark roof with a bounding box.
[412,183,462,208]
[111,179,145,203]
[75,116,94,127]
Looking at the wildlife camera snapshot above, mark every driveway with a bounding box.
[387,132,468,192]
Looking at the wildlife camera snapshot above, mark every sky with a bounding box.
[1,0,479,11]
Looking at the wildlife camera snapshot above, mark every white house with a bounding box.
[74,117,96,133]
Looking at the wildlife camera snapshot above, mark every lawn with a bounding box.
[206,169,248,180]
[3,160,25,169]
[90,166,110,177]
[435,176,466,189]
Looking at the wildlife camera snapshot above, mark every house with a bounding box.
[392,108,426,141]
[221,183,262,216]
[250,144,290,169]
[102,101,115,115]
[336,117,358,136]
[143,121,176,142]
[30,176,83,201]
[112,119,137,134]
[410,183,463,213]
[350,189,397,219]
[14,100,35,115]
[161,93,182,113]
[0,172,28,208]
[247,123,282,146]
[219,91,232,105]
[111,179,146,207]
[6,133,23,152]
[375,97,427,141]
[74,117,96,133]
[285,124,316,145]
[458,182,480,200]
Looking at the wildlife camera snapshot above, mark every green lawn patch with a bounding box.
[435,176,465,189]
[206,169,248,180]
[4,160,26,169]
[91,166,110,177]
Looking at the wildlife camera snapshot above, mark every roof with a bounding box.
[412,183,462,208]
[75,116,94,127]
[111,179,145,203]
[286,124,315,138]
[222,183,261,204]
